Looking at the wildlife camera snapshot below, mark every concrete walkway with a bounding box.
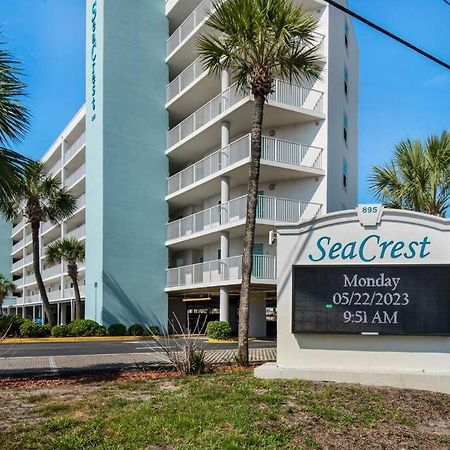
[0,347,276,376]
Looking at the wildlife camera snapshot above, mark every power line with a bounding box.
[322,0,450,71]
[443,0,450,6]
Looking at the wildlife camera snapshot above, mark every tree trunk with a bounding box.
[31,221,55,326]
[238,93,265,365]
[0,294,4,316]
[71,268,82,321]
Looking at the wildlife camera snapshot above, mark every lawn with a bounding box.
[0,368,449,449]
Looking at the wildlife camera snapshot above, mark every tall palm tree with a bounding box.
[0,273,15,315]
[1,162,76,326]
[198,0,322,364]
[0,38,31,201]
[370,131,450,217]
[46,238,85,321]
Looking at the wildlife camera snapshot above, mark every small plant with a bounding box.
[0,314,26,337]
[68,319,105,337]
[51,324,70,337]
[19,320,51,338]
[108,323,127,336]
[128,323,145,336]
[206,321,232,340]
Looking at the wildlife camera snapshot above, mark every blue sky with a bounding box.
[1,0,449,203]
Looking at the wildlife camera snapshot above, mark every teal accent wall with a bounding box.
[85,0,168,327]
[0,220,12,279]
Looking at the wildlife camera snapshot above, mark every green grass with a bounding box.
[0,370,448,449]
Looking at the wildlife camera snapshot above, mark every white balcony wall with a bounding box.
[64,132,86,162]
[65,163,86,187]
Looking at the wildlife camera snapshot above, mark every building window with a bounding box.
[343,158,348,190]
[343,113,348,144]
[344,19,349,49]
[344,67,349,97]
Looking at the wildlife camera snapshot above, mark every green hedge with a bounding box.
[0,314,27,337]
[128,324,145,336]
[51,324,70,337]
[19,320,51,338]
[206,321,232,340]
[108,323,127,336]
[68,319,106,337]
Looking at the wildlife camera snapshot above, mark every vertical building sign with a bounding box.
[90,0,98,122]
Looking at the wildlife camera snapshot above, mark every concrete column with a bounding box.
[61,303,67,325]
[57,303,60,325]
[249,296,267,337]
[32,305,35,321]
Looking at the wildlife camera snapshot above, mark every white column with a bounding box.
[32,305,35,321]
[61,303,67,325]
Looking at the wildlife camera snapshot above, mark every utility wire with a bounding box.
[443,0,450,6]
[322,0,450,71]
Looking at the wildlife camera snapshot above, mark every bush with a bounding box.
[128,324,145,336]
[68,319,105,337]
[0,314,26,337]
[19,320,51,338]
[206,321,232,340]
[108,323,127,336]
[51,325,70,337]
[147,325,161,336]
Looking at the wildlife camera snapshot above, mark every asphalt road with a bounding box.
[0,338,276,358]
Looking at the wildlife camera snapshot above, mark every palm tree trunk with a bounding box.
[72,272,82,321]
[31,221,55,326]
[238,92,265,365]
[0,294,4,316]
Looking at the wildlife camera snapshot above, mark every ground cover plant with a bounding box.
[0,368,448,449]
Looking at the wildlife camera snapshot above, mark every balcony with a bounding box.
[65,163,86,188]
[12,218,25,236]
[167,134,323,201]
[24,273,35,285]
[66,224,86,240]
[49,159,62,177]
[42,264,62,280]
[167,80,324,164]
[63,285,85,299]
[64,132,86,163]
[166,254,276,290]
[167,195,322,244]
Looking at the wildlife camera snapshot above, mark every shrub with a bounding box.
[108,323,127,336]
[206,321,232,340]
[128,324,145,336]
[68,319,105,337]
[0,314,26,337]
[19,320,51,338]
[51,325,69,337]
[147,325,161,336]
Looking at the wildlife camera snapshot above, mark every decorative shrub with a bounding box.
[19,320,51,338]
[128,324,145,336]
[147,325,161,336]
[206,321,232,340]
[51,325,70,337]
[108,323,127,336]
[0,314,26,337]
[68,319,105,337]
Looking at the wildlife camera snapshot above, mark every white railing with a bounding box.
[12,240,24,253]
[49,159,62,176]
[41,221,58,234]
[167,58,205,103]
[42,264,62,279]
[167,254,276,288]
[63,285,85,299]
[12,219,25,235]
[48,290,63,301]
[167,195,322,240]
[75,194,86,211]
[168,83,245,148]
[167,134,323,195]
[25,253,33,265]
[25,234,32,244]
[167,0,214,56]
[15,277,24,288]
[167,81,323,149]
[65,163,86,187]
[12,259,24,271]
[18,294,40,305]
[24,274,35,285]
[64,132,86,162]
[66,224,86,240]
[268,79,323,112]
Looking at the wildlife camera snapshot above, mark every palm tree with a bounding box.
[370,131,450,217]
[46,238,85,321]
[0,37,31,201]
[1,162,76,326]
[198,0,322,364]
[0,273,15,315]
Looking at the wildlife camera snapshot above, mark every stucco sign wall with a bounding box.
[255,206,450,394]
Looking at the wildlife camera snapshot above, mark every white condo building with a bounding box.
[3,0,358,336]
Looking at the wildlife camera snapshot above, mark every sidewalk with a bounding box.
[0,348,277,377]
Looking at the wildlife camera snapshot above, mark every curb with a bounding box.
[3,336,155,344]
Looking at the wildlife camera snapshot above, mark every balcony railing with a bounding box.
[66,224,86,240]
[167,0,214,56]
[49,159,62,176]
[63,285,85,298]
[65,163,86,187]
[167,254,276,288]
[12,259,24,271]
[64,132,86,162]
[167,195,322,241]
[167,58,205,103]
[167,81,323,149]
[75,194,86,210]
[42,264,62,279]
[25,253,33,265]
[24,274,35,285]
[168,134,323,195]
[12,218,25,235]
